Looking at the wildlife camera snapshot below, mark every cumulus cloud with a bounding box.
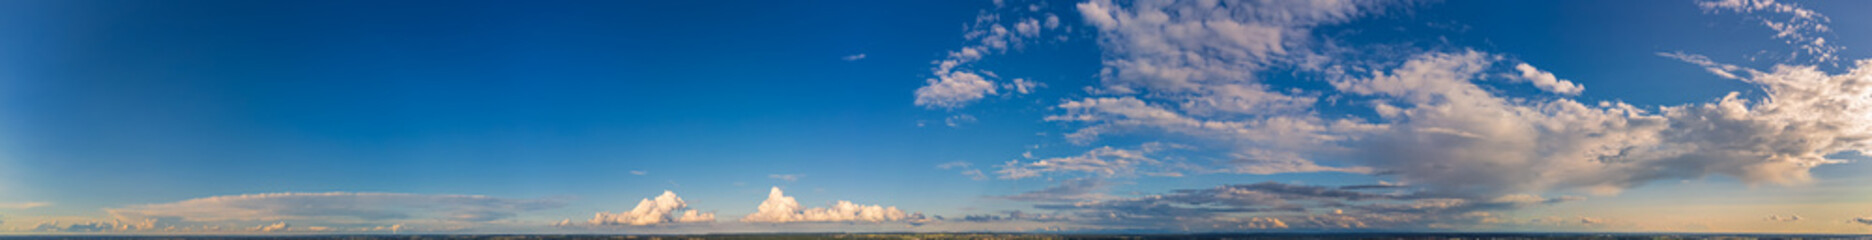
[1331,51,1871,196]
[915,71,997,108]
[1697,0,1841,63]
[585,191,715,226]
[1513,63,1584,95]
[101,192,562,231]
[739,187,917,223]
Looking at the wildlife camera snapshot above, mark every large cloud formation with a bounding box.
[739,187,919,223]
[1035,0,1871,198]
[948,0,1872,231]
[585,191,716,226]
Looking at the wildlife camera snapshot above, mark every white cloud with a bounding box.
[1006,78,1040,94]
[944,114,978,127]
[1332,51,1871,196]
[739,187,915,223]
[913,3,1064,109]
[1076,0,1384,94]
[1658,52,1754,79]
[0,202,49,209]
[914,70,998,109]
[1513,63,1584,95]
[842,53,867,61]
[630,170,647,176]
[768,174,802,182]
[1042,97,1376,175]
[585,191,715,226]
[996,145,1165,179]
[1697,0,1841,62]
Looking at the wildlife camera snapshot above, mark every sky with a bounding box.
[1,0,1871,235]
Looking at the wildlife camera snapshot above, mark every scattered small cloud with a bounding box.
[842,53,867,61]
[630,170,647,176]
[944,114,978,127]
[1696,0,1841,63]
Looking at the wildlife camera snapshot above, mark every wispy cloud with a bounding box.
[768,174,803,182]
[841,53,867,61]
[0,202,50,209]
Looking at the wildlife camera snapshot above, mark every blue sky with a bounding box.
[2,0,1871,234]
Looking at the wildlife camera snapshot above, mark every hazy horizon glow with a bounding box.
[2,0,1871,235]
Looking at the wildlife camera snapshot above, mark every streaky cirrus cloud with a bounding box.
[107,192,563,223]
[996,177,1109,202]
[583,191,715,226]
[739,187,921,223]
[29,219,156,232]
[0,202,49,209]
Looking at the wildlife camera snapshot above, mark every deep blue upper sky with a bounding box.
[2,0,1870,234]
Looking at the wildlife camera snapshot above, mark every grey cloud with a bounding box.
[956,210,1071,223]
[997,178,1108,202]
